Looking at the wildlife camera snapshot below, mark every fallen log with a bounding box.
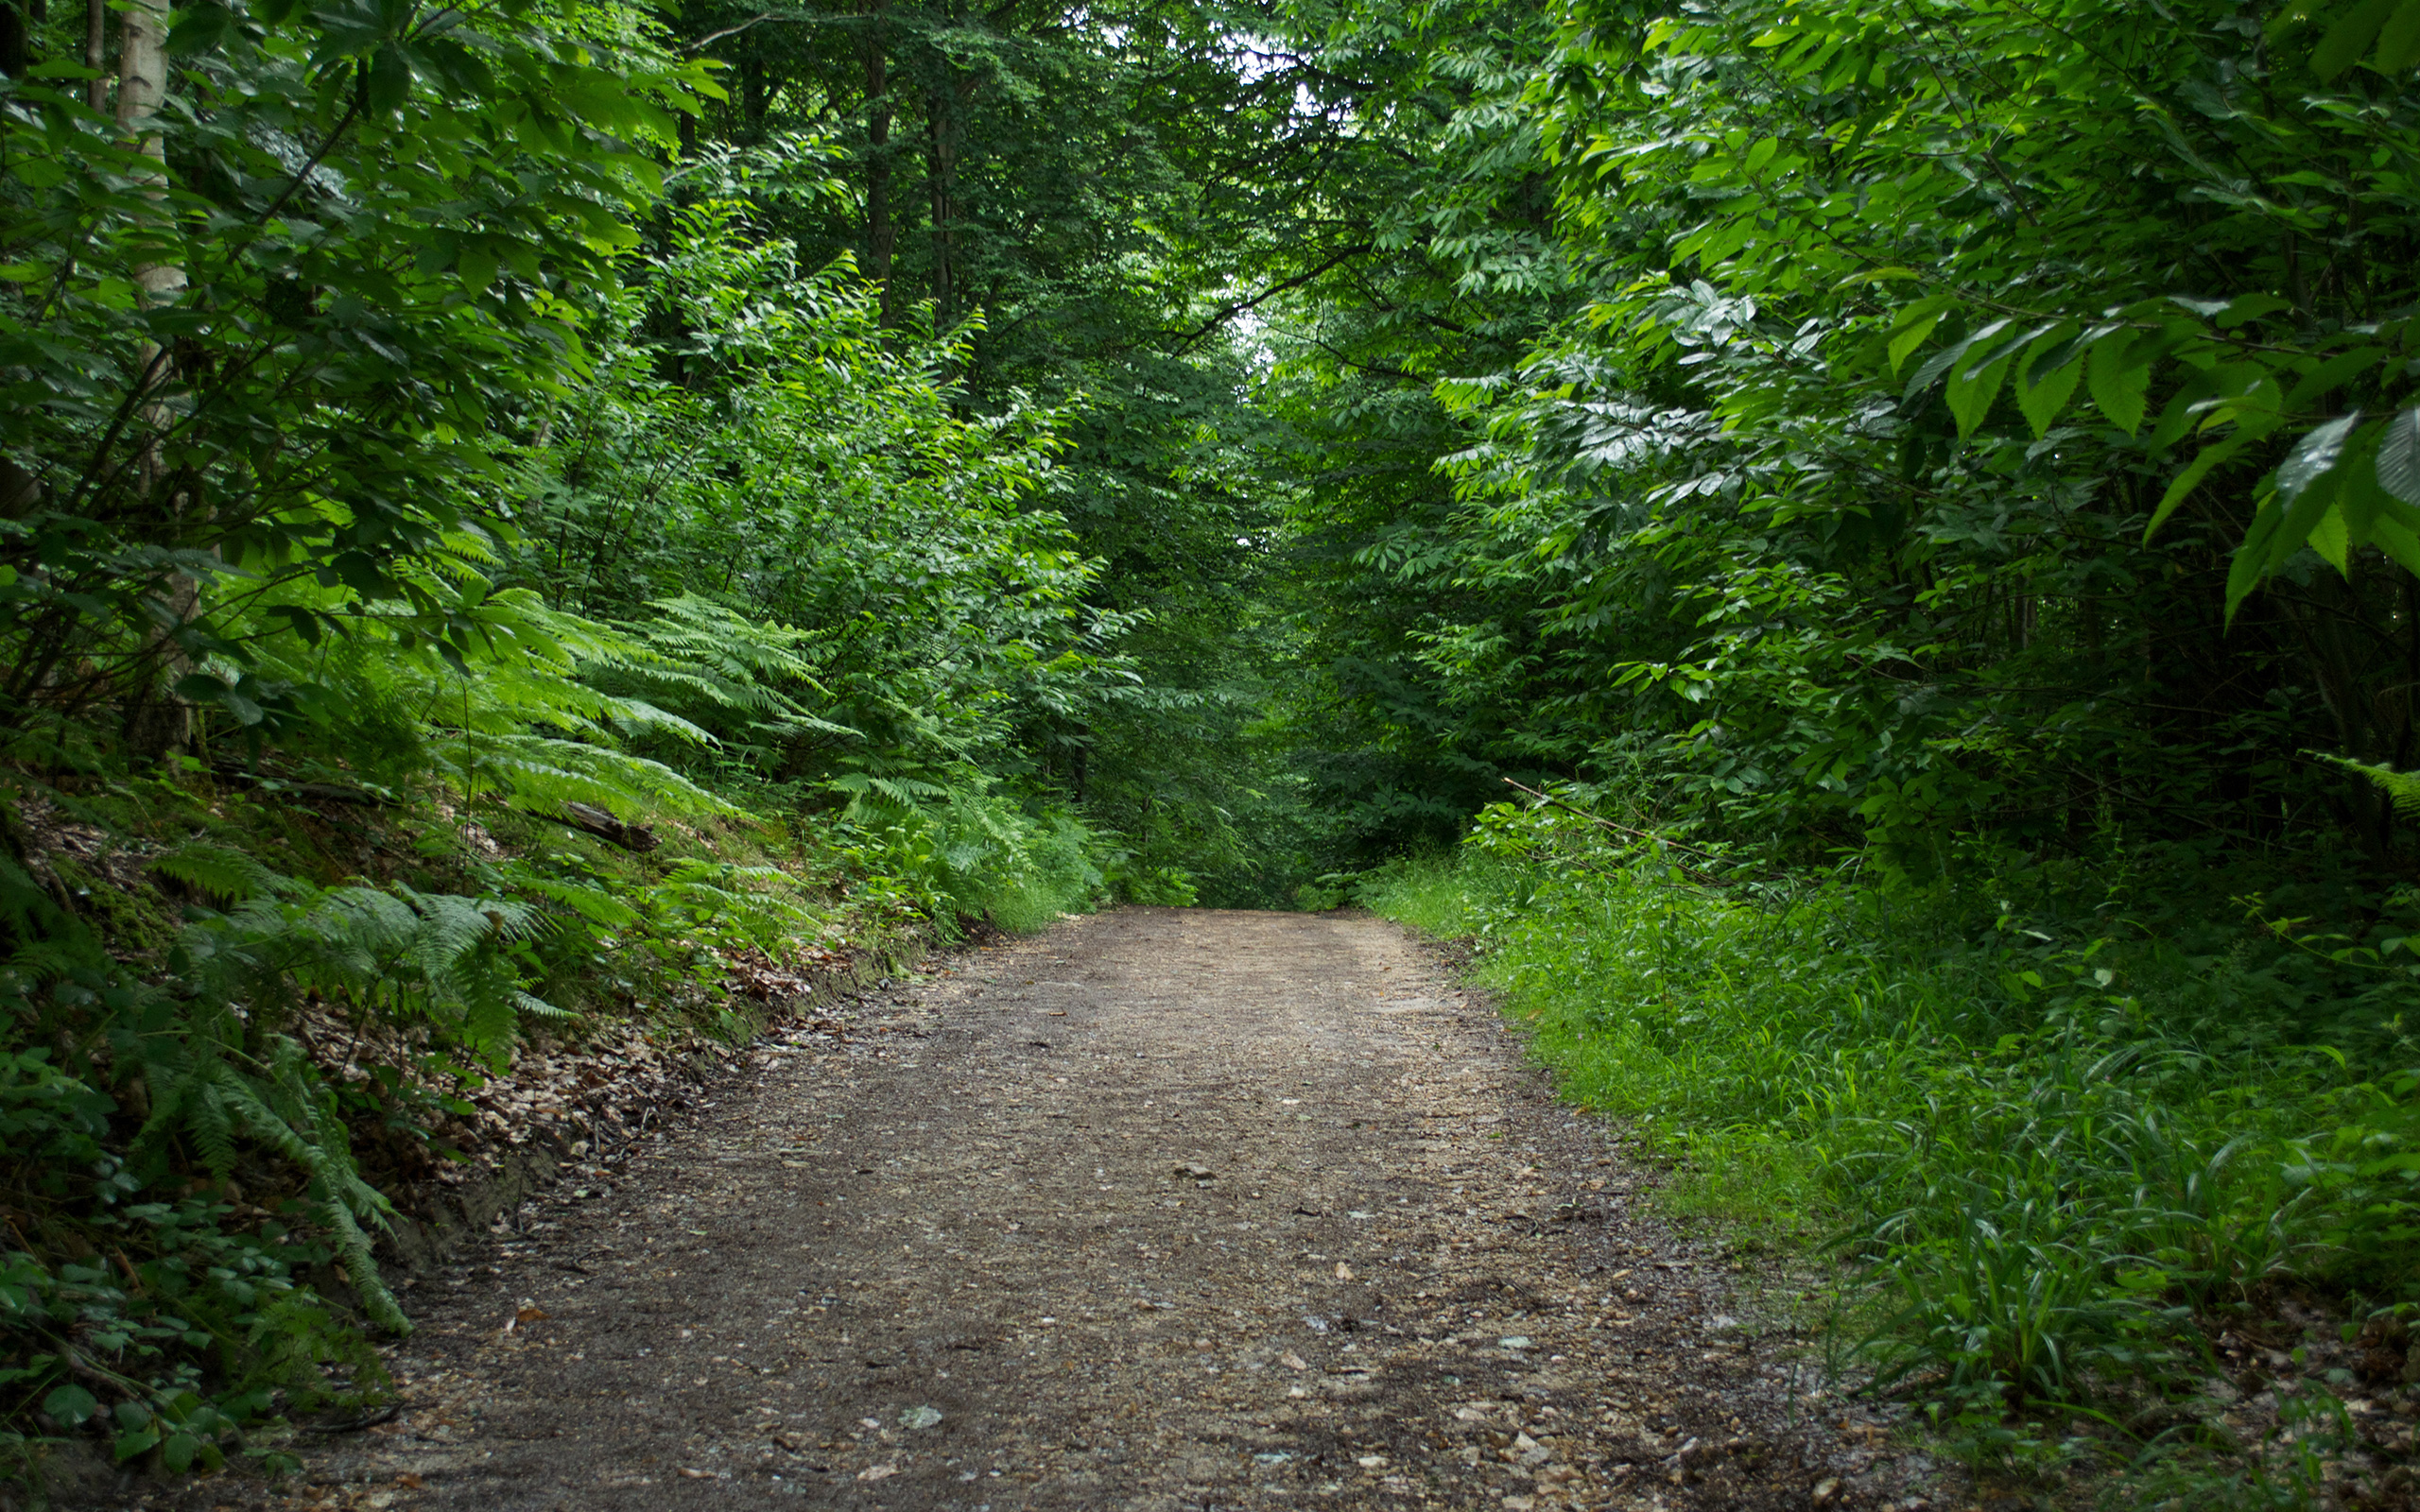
[556,800,658,852]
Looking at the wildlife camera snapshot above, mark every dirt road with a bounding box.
[139,907,1941,1511]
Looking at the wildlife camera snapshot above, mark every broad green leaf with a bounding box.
[2149,369,2224,451]
[1886,295,1955,376]
[2269,457,2351,581]
[2147,431,2256,541]
[43,1385,97,1426]
[2088,337,2152,435]
[2283,347,2388,409]
[2016,329,2084,439]
[1906,318,2008,401]
[2310,499,2353,572]
[1744,136,1780,174]
[2379,0,2420,67]
[1946,349,2010,438]
[2275,412,2362,507]
[368,44,413,113]
[2226,499,2290,617]
[2216,293,2292,328]
[2372,513,2420,576]
[2377,407,2420,507]
[2315,0,2396,77]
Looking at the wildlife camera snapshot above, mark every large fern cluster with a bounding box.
[217,564,746,824]
[139,842,589,1330]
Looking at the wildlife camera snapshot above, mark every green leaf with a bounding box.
[2378,0,2420,67]
[2311,498,2353,572]
[1886,295,1956,377]
[2277,412,2363,507]
[2315,0,2396,77]
[2372,512,2420,575]
[43,1385,97,1425]
[367,44,413,113]
[2149,369,2223,451]
[1946,339,2018,438]
[2377,407,2420,507]
[2016,330,2084,439]
[2146,432,2255,541]
[167,2,234,56]
[2089,336,2153,435]
[2283,346,2388,410]
[2271,458,2350,577]
[2226,499,2290,618]
[162,1432,200,1473]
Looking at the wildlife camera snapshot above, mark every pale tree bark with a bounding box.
[114,0,199,758]
[116,0,183,316]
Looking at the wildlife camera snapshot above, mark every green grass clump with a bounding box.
[1356,800,2420,1487]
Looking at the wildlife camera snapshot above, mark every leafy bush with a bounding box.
[827,768,1104,934]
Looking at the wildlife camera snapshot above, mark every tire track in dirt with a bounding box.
[132,906,1946,1511]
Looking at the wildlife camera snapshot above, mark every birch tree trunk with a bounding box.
[114,0,199,757]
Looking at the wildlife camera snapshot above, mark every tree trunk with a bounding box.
[924,64,982,333]
[0,0,43,79]
[82,0,105,112]
[116,0,181,311]
[114,0,199,760]
[925,81,955,328]
[861,2,895,322]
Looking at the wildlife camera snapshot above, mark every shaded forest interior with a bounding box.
[4,0,2420,1503]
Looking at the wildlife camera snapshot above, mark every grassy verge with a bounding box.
[1355,798,2420,1506]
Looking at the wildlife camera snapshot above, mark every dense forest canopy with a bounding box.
[5,0,2420,1494]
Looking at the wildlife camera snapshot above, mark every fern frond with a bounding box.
[2320,752,2420,816]
[433,733,746,820]
[503,873,641,930]
[149,844,303,906]
[191,1082,238,1179]
[513,989,575,1021]
[458,992,518,1063]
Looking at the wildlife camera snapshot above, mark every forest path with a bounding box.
[158,907,1936,1511]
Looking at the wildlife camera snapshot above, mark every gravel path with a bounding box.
[131,906,1945,1511]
